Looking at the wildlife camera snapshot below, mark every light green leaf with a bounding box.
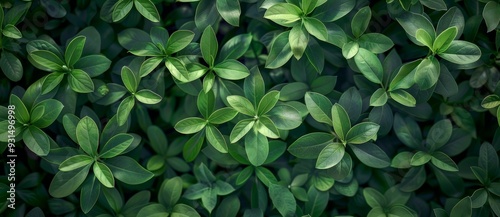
[2,24,22,39]
[134,0,160,22]
[410,151,431,166]
[481,95,500,109]
[174,117,207,134]
[346,122,379,144]
[257,90,280,115]
[121,66,138,93]
[354,48,383,84]
[431,151,459,172]
[264,3,302,27]
[68,69,94,93]
[245,129,268,166]
[112,0,133,22]
[216,0,241,26]
[99,134,134,158]
[105,156,154,185]
[213,59,250,80]
[358,33,394,54]
[23,126,50,156]
[433,27,457,53]
[227,95,255,116]
[59,155,94,171]
[342,41,359,59]
[316,142,345,169]
[208,108,238,124]
[65,36,86,67]
[303,17,328,41]
[289,25,309,59]
[31,99,64,128]
[351,6,371,38]
[256,116,280,139]
[29,50,64,71]
[229,119,255,143]
[438,40,481,64]
[304,92,333,125]
[363,187,386,208]
[117,96,135,126]
[206,125,228,153]
[269,184,296,217]
[389,89,416,107]
[93,162,115,188]
[166,30,195,54]
[265,31,293,69]
[201,25,218,66]
[135,89,162,104]
[331,103,350,142]
[76,117,99,156]
[369,88,388,107]
[139,57,163,77]
[416,29,433,49]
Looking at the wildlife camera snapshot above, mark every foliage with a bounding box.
[1,0,500,216]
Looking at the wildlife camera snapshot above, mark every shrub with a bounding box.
[1,0,500,216]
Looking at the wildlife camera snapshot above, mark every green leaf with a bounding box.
[76,117,99,156]
[227,95,255,116]
[302,0,319,14]
[166,30,195,55]
[265,31,293,69]
[256,116,280,138]
[201,25,218,66]
[354,48,383,84]
[363,187,386,208]
[23,126,50,156]
[29,50,64,71]
[482,95,500,109]
[389,59,420,91]
[304,92,333,125]
[279,82,309,101]
[112,0,134,21]
[0,51,23,82]
[134,0,160,22]
[93,162,114,188]
[288,132,334,159]
[433,27,457,53]
[80,175,101,214]
[346,122,379,144]
[351,6,371,38]
[391,151,413,169]
[438,40,481,64]
[183,131,205,162]
[139,57,163,77]
[479,142,499,178]
[30,99,64,128]
[436,7,464,38]
[99,134,134,158]
[420,0,446,10]
[471,188,488,208]
[414,57,440,90]
[49,164,91,198]
[105,156,154,185]
[390,89,416,107]
[410,151,432,166]
[59,155,94,171]
[245,129,268,166]
[269,183,296,217]
[65,36,86,67]
[2,24,22,39]
[206,125,228,153]
[216,0,241,26]
[264,3,302,27]
[396,12,436,46]
[121,66,138,93]
[117,96,135,126]
[267,104,302,130]
[427,119,452,149]
[218,34,253,62]
[74,55,112,77]
[304,186,329,217]
[289,25,309,59]
[358,33,394,54]
[159,177,183,208]
[316,142,345,169]
[208,108,238,124]
[304,17,328,42]
[369,88,388,107]
[483,1,500,32]
[68,69,94,93]
[450,196,472,217]
[244,67,265,105]
[257,91,280,115]
[431,151,458,172]
[230,119,255,143]
[342,41,359,59]
[416,29,434,49]
[174,117,207,134]
[213,59,250,80]
[9,94,29,124]
[350,142,390,168]
[331,103,350,142]
[135,89,162,104]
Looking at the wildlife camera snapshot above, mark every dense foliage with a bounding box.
[1,0,500,216]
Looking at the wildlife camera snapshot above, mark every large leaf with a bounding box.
[105,156,154,185]
[354,48,383,84]
[438,40,481,64]
[216,0,241,26]
[288,132,334,159]
[134,0,160,22]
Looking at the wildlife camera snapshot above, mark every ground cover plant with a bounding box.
[1,0,500,216]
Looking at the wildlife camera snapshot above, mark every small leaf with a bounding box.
[68,69,94,93]
[289,25,309,59]
[135,89,162,104]
[93,162,115,188]
[134,0,160,22]
[331,103,350,142]
[431,151,459,172]
[369,88,388,107]
[481,95,500,109]
[483,1,500,32]
[410,151,432,166]
[433,27,457,53]
[354,48,383,84]
[245,129,268,166]
[390,89,416,107]
[346,122,380,144]
[174,117,207,134]
[227,95,256,116]
[65,36,86,67]
[342,41,359,59]
[201,25,218,66]
[316,142,345,169]
[269,184,296,217]
[304,92,333,125]
[264,3,302,27]
[450,196,472,217]
[216,0,241,26]
[76,117,99,156]
[351,6,371,38]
